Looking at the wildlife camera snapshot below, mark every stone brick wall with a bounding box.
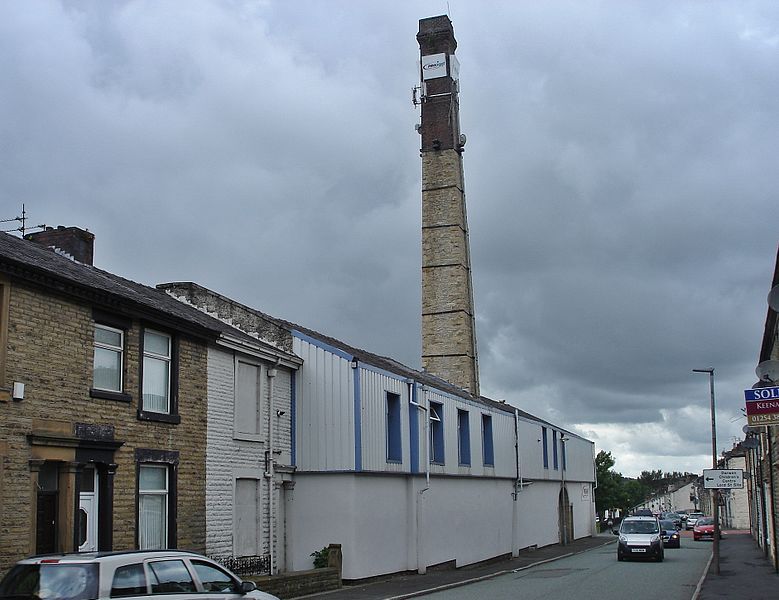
[0,280,208,575]
[421,149,479,395]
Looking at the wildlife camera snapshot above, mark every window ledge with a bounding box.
[137,410,181,424]
[90,389,132,403]
[386,459,402,465]
[232,433,266,444]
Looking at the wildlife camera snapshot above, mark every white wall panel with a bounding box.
[288,472,592,580]
[293,337,355,471]
[360,370,409,472]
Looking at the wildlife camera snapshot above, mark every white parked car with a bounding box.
[686,512,705,530]
[0,550,279,600]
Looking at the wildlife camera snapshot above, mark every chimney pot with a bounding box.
[26,226,95,265]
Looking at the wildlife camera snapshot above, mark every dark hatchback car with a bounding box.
[659,519,681,548]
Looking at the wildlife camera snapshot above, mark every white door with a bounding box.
[79,468,98,552]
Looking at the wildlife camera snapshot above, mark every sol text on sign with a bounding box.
[744,386,779,426]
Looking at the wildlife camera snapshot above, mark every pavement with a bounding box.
[296,529,779,600]
[296,533,617,599]
[696,530,778,600]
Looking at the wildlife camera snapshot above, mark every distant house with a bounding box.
[164,283,597,580]
[720,444,749,530]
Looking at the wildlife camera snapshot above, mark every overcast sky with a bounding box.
[2,0,777,478]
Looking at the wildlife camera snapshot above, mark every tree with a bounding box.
[594,451,623,519]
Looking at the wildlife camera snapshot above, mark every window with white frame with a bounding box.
[142,330,171,413]
[234,360,263,439]
[94,324,123,392]
[138,465,168,550]
[234,478,260,557]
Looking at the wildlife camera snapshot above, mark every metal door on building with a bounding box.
[36,492,57,554]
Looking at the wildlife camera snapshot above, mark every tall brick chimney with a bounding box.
[26,226,95,265]
[417,16,480,396]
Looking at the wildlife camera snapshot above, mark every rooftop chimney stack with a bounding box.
[26,226,95,265]
[417,16,480,396]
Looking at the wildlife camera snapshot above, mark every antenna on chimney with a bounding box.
[0,204,46,237]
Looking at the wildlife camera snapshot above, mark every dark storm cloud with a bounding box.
[1,0,776,476]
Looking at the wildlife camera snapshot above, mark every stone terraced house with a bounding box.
[0,228,298,578]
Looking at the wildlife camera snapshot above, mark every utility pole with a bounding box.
[694,367,719,575]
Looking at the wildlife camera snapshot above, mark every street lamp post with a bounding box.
[693,367,719,575]
[561,436,569,545]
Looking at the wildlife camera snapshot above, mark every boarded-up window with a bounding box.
[234,478,260,557]
[235,361,263,439]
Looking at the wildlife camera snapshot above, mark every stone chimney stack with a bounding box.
[417,16,480,396]
[26,226,95,265]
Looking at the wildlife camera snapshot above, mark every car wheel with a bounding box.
[617,553,624,561]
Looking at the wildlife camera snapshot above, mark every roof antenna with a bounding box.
[1,204,46,237]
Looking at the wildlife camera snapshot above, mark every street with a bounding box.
[419,531,712,600]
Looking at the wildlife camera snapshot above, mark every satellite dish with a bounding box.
[742,437,759,449]
[743,425,750,434]
[756,360,779,383]
[768,285,779,312]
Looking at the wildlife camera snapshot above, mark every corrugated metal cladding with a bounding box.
[360,370,409,472]
[516,417,595,482]
[424,389,517,479]
[293,337,355,471]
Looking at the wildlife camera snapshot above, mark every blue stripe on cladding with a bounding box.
[291,371,297,466]
[292,330,353,361]
[354,365,362,471]
[409,383,419,473]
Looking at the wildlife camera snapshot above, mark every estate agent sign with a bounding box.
[744,386,779,426]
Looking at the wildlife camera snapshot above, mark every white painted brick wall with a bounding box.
[206,345,294,559]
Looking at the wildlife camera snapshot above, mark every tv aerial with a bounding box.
[756,360,779,384]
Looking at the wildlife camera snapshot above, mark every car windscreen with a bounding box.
[659,520,675,530]
[620,521,659,534]
[696,518,714,526]
[0,564,99,600]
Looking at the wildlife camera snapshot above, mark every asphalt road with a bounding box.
[418,531,711,600]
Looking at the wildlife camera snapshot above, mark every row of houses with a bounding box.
[739,245,779,571]
[0,226,597,580]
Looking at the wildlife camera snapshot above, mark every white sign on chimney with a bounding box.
[421,53,447,80]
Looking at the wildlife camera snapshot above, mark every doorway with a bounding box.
[79,466,98,552]
[558,487,574,545]
[36,462,59,554]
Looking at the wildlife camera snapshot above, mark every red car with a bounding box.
[693,517,722,541]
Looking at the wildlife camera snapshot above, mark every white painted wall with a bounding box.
[288,472,595,580]
[205,345,293,566]
[293,337,355,471]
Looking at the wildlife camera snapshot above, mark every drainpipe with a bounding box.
[769,430,778,573]
[266,359,281,574]
[409,384,430,574]
[512,409,521,557]
[592,444,598,534]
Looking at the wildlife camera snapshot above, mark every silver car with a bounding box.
[0,550,279,600]
[686,512,705,530]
